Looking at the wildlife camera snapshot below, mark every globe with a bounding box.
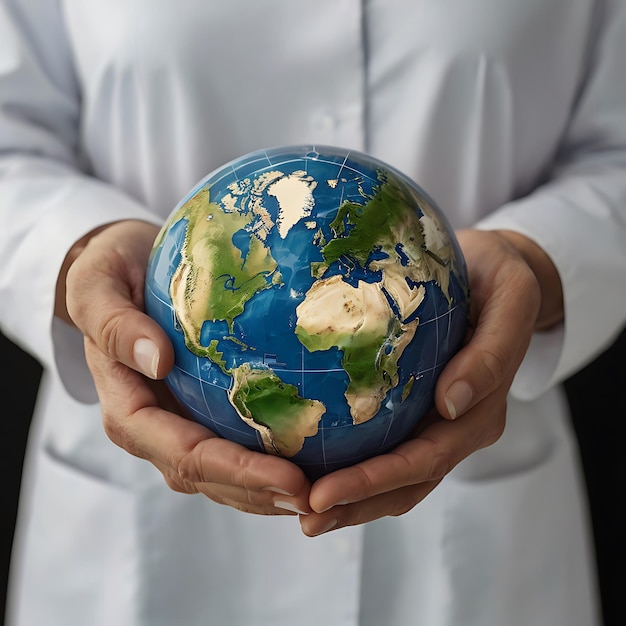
[145,145,469,480]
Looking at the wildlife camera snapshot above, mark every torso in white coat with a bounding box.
[6,1,619,624]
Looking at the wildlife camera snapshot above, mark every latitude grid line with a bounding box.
[146,283,460,386]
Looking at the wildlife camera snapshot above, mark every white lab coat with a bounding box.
[1,1,626,625]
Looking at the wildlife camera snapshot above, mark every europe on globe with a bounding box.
[144,145,469,480]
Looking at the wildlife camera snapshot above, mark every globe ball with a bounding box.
[145,145,469,480]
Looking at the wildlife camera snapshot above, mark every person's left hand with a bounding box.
[299,228,562,536]
[62,219,313,517]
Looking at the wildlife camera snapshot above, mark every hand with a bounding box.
[62,219,312,516]
[300,228,562,536]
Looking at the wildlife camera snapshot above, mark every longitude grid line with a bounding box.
[379,392,396,450]
[378,299,457,449]
[262,149,274,169]
[432,297,441,388]
[335,151,351,181]
[375,216,419,450]
[192,344,265,450]
[196,355,217,429]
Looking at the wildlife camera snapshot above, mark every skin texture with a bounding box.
[58,220,562,530]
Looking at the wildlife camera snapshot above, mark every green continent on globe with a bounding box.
[297,172,456,425]
[313,171,456,313]
[228,364,325,457]
[165,186,283,358]
[158,169,326,457]
[295,275,418,424]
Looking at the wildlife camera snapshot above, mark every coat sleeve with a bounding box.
[475,0,626,401]
[0,1,159,401]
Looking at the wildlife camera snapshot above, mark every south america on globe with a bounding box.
[145,145,469,480]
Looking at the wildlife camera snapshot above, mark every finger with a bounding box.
[308,386,507,514]
[435,230,541,419]
[150,453,309,516]
[85,335,211,461]
[66,220,174,379]
[155,434,312,508]
[179,481,311,516]
[134,409,311,499]
[301,480,441,537]
[86,338,311,503]
[219,497,304,517]
[154,461,311,516]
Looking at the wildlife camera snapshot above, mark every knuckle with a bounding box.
[428,449,454,481]
[100,408,144,460]
[478,347,509,389]
[347,464,377,501]
[98,311,128,360]
[230,453,259,492]
[163,472,198,495]
[403,438,453,483]
[510,262,541,300]
[171,445,203,485]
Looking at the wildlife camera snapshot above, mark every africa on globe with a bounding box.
[144,145,469,480]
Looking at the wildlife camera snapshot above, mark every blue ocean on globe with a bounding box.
[145,145,469,480]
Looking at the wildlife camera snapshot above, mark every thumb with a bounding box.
[435,230,542,419]
[437,335,514,420]
[65,220,174,379]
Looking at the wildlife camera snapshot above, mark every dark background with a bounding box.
[1,328,624,624]
[1,331,41,625]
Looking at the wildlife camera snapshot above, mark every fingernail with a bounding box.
[133,338,160,379]
[311,518,338,536]
[444,380,473,419]
[262,486,296,496]
[318,499,348,513]
[274,501,309,515]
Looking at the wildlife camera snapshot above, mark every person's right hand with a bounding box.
[61,219,312,516]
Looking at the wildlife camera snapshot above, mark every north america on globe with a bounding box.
[145,146,469,479]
